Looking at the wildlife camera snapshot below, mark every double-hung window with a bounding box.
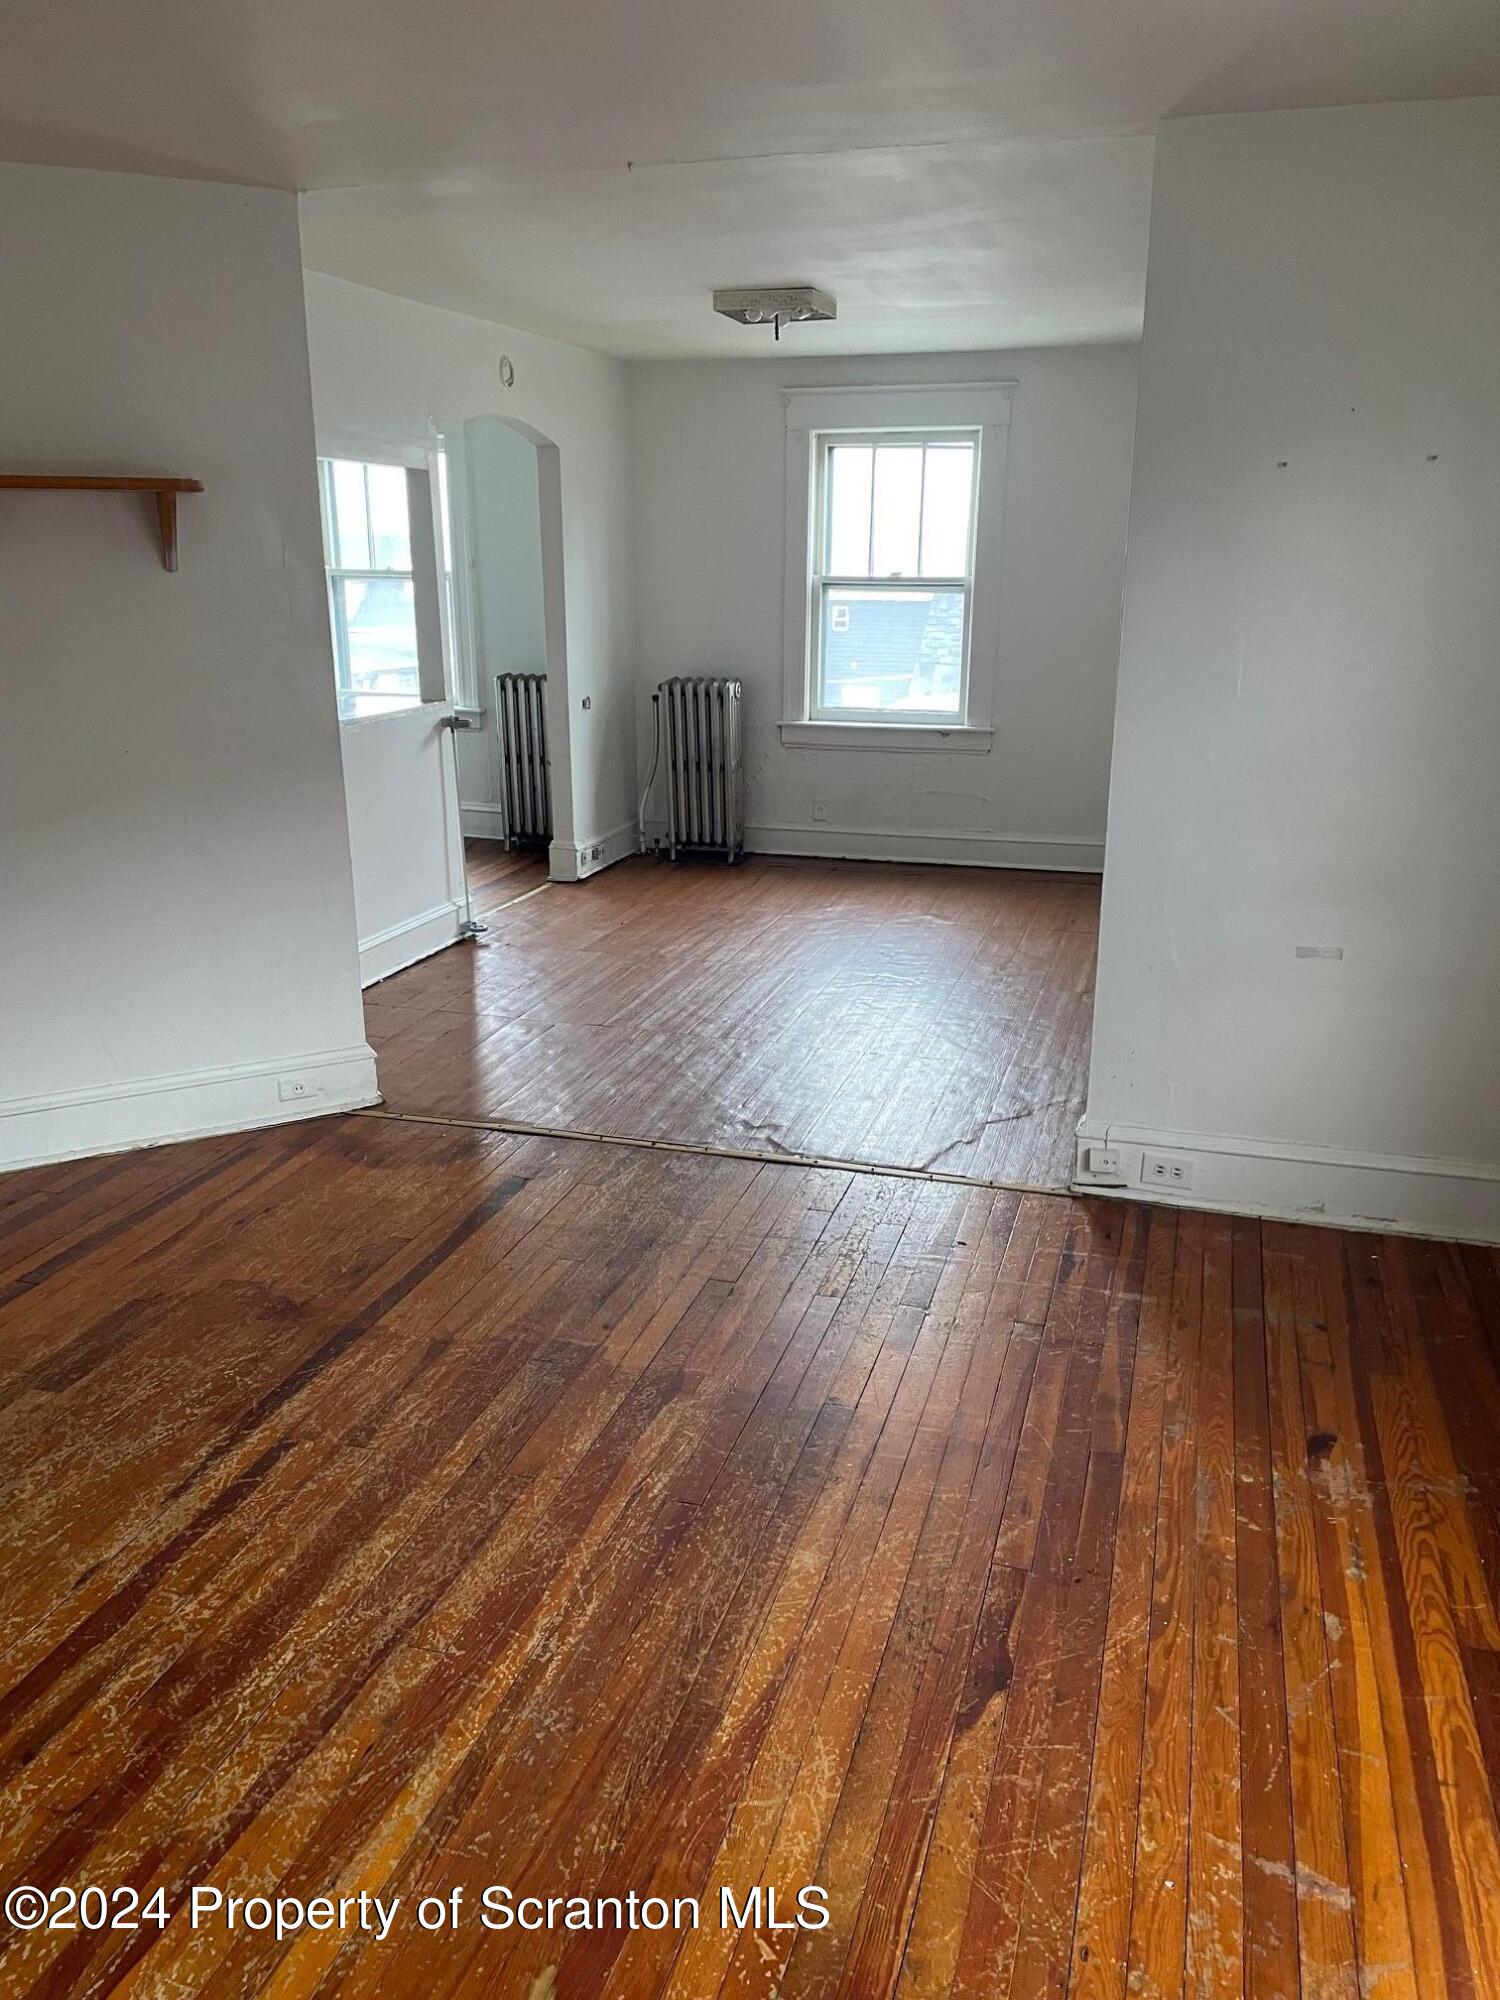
[782,382,1012,748]
[811,431,979,722]
[318,457,422,714]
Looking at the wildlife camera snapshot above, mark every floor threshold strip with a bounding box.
[472,878,555,917]
[355,1104,1071,1197]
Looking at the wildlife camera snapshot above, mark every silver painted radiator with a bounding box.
[494,673,552,850]
[660,676,744,862]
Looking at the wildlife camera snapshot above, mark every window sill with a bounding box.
[779,720,993,753]
[337,692,436,725]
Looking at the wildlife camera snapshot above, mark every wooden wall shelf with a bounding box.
[0,474,204,571]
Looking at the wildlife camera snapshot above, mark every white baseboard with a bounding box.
[0,1043,381,1175]
[460,801,508,841]
[1073,1117,1500,1245]
[742,823,1104,872]
[359,901,466,987]
[465,809,636,882]
[550,820,638,883]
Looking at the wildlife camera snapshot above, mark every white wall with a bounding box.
[468,418,547,685]
[629,347,1138,870]
[0,165,375,1171]
[1080,100,1500,1242]
[303,273,638,879]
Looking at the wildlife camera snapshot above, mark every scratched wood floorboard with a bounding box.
[362,848,1100,1189]
[1,1116,1499,1998]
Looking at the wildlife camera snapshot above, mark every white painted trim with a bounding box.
[549,819,638,882]
[460,800,509,840]
[405,466,448,705]
[779,721,993,753]
[0,1044,381,1174]
[781,385,1014,742]
[337,695,447,731]
[740,823,1104,873]
[1072,1117,1500,1246]
[781,426,817,731]
[535,440,575,856]
[782,381,1018,421]
[433,425,482,711]
[358,899,466,987]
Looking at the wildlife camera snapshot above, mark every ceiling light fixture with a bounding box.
[713,286,836,341]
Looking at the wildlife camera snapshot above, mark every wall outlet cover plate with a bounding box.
[1142,1150,1195,1190]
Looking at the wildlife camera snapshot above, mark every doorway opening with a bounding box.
[438,413,569,918]
[360,420,1099,1198]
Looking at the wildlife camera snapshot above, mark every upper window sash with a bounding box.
[317,456,415,574]
[810,429,981,589]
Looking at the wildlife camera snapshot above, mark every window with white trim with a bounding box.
[810,431,979,721]
[318,457,422,713]
[782,383,1013,747]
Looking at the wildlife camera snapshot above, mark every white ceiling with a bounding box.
[4,0,1497,356]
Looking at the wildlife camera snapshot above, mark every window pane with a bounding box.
[919,443,976,577]
[335,576,420,697]
[330,460,371,570]
[870,447,922,577]
[818,586,964,715]
[826,445,873,575]
[366,463,412,571]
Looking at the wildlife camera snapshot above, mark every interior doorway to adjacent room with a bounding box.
[361,410,1102,1195]
[439,413,566,902]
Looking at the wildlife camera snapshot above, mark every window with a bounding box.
[318,458,422,714]
[811,432,979,721]
[781,382,1013,749]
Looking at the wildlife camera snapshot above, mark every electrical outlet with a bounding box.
[1141,1150,1195,1191]
[1083,1145,1125,1180]
[812,798,828,822]
[277,1076,320,1103]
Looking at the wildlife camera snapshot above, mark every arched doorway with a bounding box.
[439,413,572,884]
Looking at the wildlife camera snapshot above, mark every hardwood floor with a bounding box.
[365,848,1100,1189]
[465,839,550,915]
[3,1114,1500,1997]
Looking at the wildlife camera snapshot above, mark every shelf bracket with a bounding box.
[156,489,180,572]
[0,474,204,571]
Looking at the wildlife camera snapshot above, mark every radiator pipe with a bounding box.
[638,691,663,854]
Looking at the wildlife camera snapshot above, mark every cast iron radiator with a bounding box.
[658,676,744,862]
[494,672,552,850]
